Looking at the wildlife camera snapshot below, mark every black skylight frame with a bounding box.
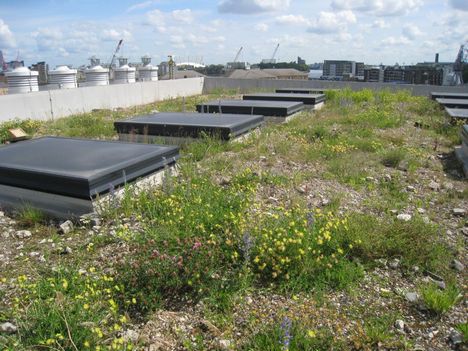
[196,99,304,117]
[430,92,468,100]
[276,88,328,94]
[0,137,179,199]
[243,93,325,105]
[114,112,264,140]
[436,98,468,108]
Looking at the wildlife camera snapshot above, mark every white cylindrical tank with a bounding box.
[84,65,109,86]
[48,65,78,89]
[114,64,136,84]
[5,67,39,94]
[138,65,158,81]
[138,56,159,82]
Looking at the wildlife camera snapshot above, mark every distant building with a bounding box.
[30,61,48,85]
[364,67,384,82]
[383,66,407,83]
[382,64,444,85]
[5,60,24,70]
[227,69,276,79]
[405,65,443,85]
[297,56,306,65]
[323,60,364,80]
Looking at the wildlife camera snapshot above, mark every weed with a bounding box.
[381,148,406,168]
[455,322,468,342]
[16,205,45,227]
[363,314,396,345]
[242,323,337,350]
[420,283,461,316]
[2,269,134,350]
[341,214,450,272]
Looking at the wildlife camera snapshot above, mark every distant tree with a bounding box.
[194,65,225,76]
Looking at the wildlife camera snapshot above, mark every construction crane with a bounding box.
[261,43,280,64]
[233,46,243,63]
[109,39,124,68]
[271,43,279,61]
[451,43,466,85]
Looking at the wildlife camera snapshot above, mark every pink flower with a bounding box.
[192,241,202,250]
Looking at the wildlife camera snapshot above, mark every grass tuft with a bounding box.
[420,283,461,316]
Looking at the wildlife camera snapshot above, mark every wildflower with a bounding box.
[62,279,69,290]
[280,317,292,351]
[83,303,90,310]
[307,330,316,338]
[84,341,90,348]
[132,297,137,304]
[192,241,202,250]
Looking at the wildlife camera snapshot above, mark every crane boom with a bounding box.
[452,43,466,85]
[109,39,124,68]
[233,47,243,63]
[271,43,279,60]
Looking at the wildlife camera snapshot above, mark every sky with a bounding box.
[0,0,467,68]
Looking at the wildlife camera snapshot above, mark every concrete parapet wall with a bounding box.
[0,78,204,122]
[203,77,468,96]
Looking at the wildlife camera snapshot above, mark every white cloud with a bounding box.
[275,14,309,26]
[331,0,423,16]
[145,9,167,33]
[255,23,269,32]
[371,19,388,28]
[381,36,411,45]
[101,29,132,42]
[31,27,63,52]
[127,1,158,12]
[0,19,16,48]
[170,35,185,49]
[172,9,194,24]
[218,0,290,14]
[267,35,308,49]
[402,24,422,40]
[449,0,468,11]
[307,10,356,34]
[31,26,102,57]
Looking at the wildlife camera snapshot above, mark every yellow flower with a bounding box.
[62,279,69,290]
[83,303,90,310]
[132,297,137,304]
[307,330,316,338]
[84,341,90,348]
